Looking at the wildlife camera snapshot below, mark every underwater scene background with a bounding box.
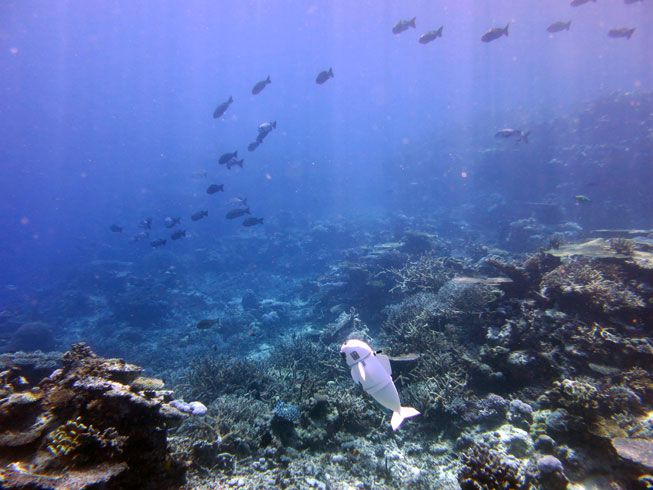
[1,1,652,489]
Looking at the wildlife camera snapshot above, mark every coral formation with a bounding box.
[457,442,524,490]
[0,343,189,489]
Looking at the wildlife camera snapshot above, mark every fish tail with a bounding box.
[566,21,572,30]
[329,67,334,78]
[504,23,510,36]
[237,160,243,168]
[229,95,233,102]
[522,131,530,143]
[245,208,251,214]
[266,75,271,83]
[437,26,443,37]
[390,406,420,431]
[627,28,636,39]
[258,218,264,224]
[410,17,416,28]
[272,121,277,128]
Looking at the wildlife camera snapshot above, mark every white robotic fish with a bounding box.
[340,339,420,431]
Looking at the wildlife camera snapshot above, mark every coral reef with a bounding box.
[0,343,189,489]
[457,442,524,490]
[540,259,645,315]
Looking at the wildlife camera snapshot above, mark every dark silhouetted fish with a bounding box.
[139,218,152,230]
[110,224,123,233]
[207,184,224,194]
[196,319,218,330]
[226,159,244,169]
[315,68,334,85]
[481,24,509,42]
[571,0,595,6]
[191,210,208,221]
[256,121,276,143]
[392,17,416,35]
[419,26,443,44]
[171,230,186,240]
[213,96,233,119]
[547,21,571,33]
[151,238,166,248]
[252,76,271,95]
[495,129,530,143]
[608,27,636,39]
[164,216,181,228]
[226,208,250,219]
[243,217,264,227]
[248,141,260,152]
[219,151,238,165]
[575,195,591,204]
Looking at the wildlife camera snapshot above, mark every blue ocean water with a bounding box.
[1,1,653,488]
[1,1,651,292]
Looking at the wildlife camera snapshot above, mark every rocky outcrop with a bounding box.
[0,343,188,489]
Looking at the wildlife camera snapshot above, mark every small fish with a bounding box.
[315,68,334,85]
[257,121,276,143]
[197,319,219,330]
[481,24,509,43]
[608,27,636,39]
[227,158,244,170]
[226,207,250,219]
[191,210,208,221]
[139,218,152,230]
[418,26,443,44]
[171,230,186,240]
[228,197,248,207]
[392,17,416,35]
[571,0,596,6]
[192,170,208,179]
[213,96,233,119]
[164,216,181,228]
[243,217,264,227]
[219,151,238,165]
[131,231,150,242]
[547,21,571,33]
[495,129,530,143]
[110,224,123,233]
[151,238,166,248]
[575,195,591,204]
[251,75,271,95]
[207,184,224,194]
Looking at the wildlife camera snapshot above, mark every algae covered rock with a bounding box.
[611,437,653,472]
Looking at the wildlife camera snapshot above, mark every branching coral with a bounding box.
[184,355,272,403]
[384,254,456,294]
[436,280,502,315]
[382,293,442,347]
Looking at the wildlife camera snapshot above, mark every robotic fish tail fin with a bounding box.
[390,406,420,431]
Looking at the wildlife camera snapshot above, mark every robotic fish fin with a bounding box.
[390,406,420,431]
